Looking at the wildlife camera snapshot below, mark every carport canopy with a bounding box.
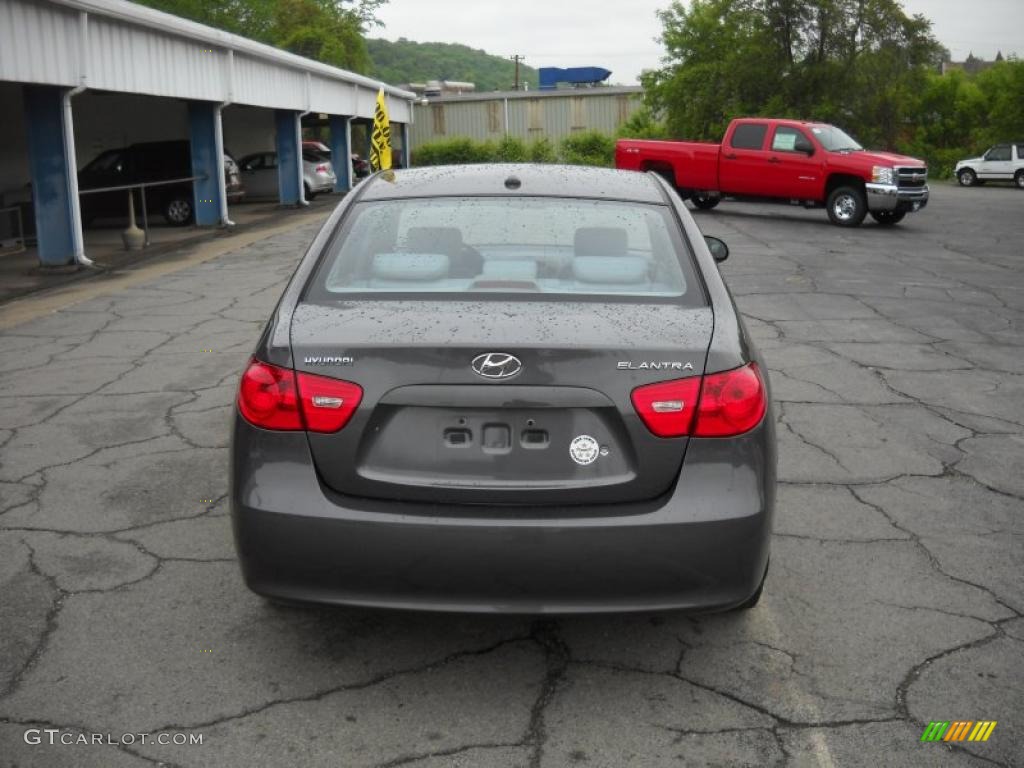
[0,0,415,265]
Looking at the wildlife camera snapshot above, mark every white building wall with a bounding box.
[232,54,307,112]
[0,0,81,86]
[85,14,224,100]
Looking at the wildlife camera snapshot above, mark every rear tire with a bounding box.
[304,183,317,201]
[690,192,721,210]
[957,168,977,187]
[1015,170,1024,189]
[870,210,906,225]
[826,185,867,227]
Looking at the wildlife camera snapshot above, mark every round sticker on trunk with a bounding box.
[569,435,600,466]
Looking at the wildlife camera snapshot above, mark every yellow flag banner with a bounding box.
[370,88,392,172]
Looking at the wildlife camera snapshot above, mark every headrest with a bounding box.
[574,227,629,257]
[572,256,648,285]
[372,253,450,281]
[405,227,464,256]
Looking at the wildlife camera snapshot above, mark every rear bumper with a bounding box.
[230,417,775,614]
[307,176,335,193]
[865,182,929,213]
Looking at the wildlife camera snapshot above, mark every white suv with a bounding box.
[955,143,1024,188]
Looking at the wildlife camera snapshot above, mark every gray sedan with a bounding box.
[230,163,776,613]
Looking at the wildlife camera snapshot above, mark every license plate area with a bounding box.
[356,405,635,491]
[443,420,549,453]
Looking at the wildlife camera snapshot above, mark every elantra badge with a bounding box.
[471,352,522,380]
[617,361,694,371]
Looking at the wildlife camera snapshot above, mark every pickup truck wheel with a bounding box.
[690,192,721,210]
[870,210,906,225]
[826,186,867,227]
[957,168,977,187]
[1015,170,1024,189]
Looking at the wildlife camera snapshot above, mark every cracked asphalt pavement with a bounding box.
[0,183,1021,767]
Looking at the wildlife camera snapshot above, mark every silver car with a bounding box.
[238,150,336,199]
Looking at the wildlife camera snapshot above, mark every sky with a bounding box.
[376,0,1022,85]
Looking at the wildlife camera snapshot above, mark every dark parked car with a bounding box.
[79,140,242,226]
[231,164,776,614]
[5,141,242,236]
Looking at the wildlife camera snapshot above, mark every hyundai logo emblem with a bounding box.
[471,352,522,380]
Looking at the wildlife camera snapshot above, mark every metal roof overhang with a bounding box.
[0,0,414,121]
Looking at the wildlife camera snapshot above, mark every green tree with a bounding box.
[974,60,1024,146]
[616,105,669,140]
[561,132,617,167]
[269,0,372,71]
[132,0,384,73]
[645,0,943,148]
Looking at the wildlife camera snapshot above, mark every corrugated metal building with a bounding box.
[0,0,415,266]
[409,86,644,148]
[0,0,414,120]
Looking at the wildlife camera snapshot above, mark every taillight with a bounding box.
[237,359,302,430]
[295,371,362,433]
[630,377,701,437]
[237,359,362,433]
[693,363,766,437]
[631,363,766,438]
[316,163,329,173]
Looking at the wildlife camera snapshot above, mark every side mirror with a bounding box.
[705,235,729,263]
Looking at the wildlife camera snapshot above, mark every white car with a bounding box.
[954,142,1024,188]
[238,151,337,200]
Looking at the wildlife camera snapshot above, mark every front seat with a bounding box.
[405,226,483,279]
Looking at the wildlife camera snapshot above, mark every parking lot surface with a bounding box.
[0,183,1021,767]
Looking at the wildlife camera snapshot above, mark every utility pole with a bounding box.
[511,54,524,91]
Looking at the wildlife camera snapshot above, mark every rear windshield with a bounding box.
[305,197,704,304]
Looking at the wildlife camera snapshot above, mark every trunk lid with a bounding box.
[291,300,713,506]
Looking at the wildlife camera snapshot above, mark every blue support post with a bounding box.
[329,114,351,192]
[401,123,411,170]
[188,101,221,226]
[23,85,78,266]
[275,110,301,205]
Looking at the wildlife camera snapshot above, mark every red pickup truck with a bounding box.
[616,118,929,227]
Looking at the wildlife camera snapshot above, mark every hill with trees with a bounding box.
[367,38,538,91]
